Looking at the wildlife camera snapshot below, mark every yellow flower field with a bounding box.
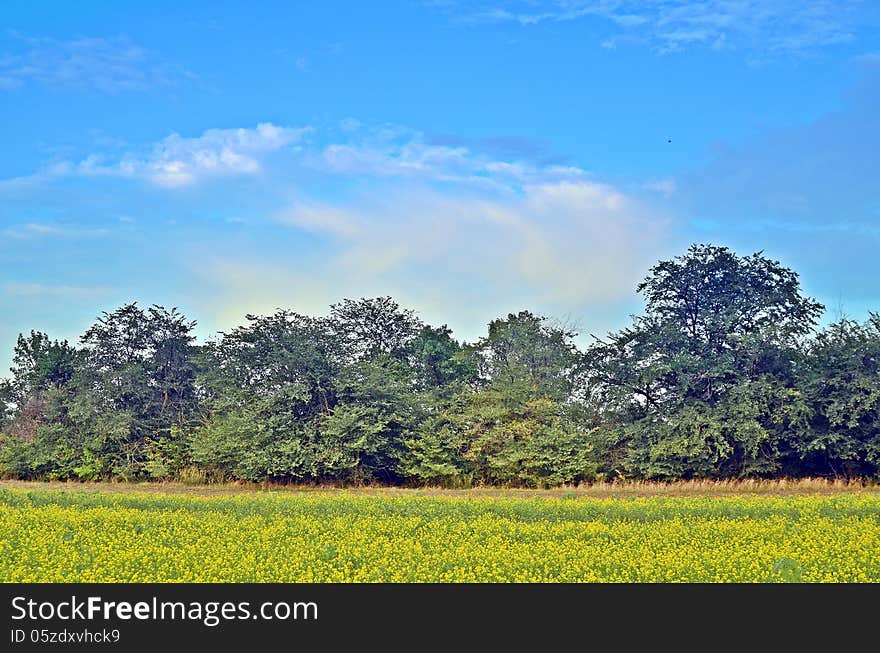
[1,487,878,582]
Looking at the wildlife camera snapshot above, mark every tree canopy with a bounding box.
[2,245,878,485]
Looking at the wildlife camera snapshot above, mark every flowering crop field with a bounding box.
[1,487,879,582]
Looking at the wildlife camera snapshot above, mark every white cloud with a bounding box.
[316,139,470,179]
[308,125,590,192]
[4,118,673,338]
[270,126,665,306]
[196,176,667,342]
[35,121,587,192]
[70,123,310,187]
[269,178,667,305]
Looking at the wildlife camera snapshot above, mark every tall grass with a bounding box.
[0,476,874,498]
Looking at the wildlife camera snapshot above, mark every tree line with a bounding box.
[2,244,878,485]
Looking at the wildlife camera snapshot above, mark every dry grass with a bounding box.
[0,477,876,499]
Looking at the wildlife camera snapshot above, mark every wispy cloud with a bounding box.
[692,217,880,235]
[64,123,311,187]
[276,203,365,238]
[643,178,676,197]
[853,51,880,65]
[3,118,672,333]
[0,32,190,92]
[197,175,668,343]
[435,1,869,57]
[39,121,579,191]
[1,283,107,297]
[271,179,667,305]
[423,132,564,164]
[2,222,111,239]
[309,123,587,191]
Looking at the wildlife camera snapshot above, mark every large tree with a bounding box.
[77,303,199,478]
[191,310,340,481]
[585,244,823,479]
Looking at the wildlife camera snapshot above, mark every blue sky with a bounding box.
[1,1,879,369]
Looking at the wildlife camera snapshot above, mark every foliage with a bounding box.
[797,314,880,477]
[1,244,879,484]
[584,244,826,480]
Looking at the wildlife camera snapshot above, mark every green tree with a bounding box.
[476,311,578,400]
[75,303,199,478]
[317,355,423,483]
[192,310,340,481]
[411,311,592,487]
[585,245,823,479]
[407,324,478,392]
[400,326,479,485]
[797,315,880,477]
[0,331,78,439]
[330,296,422,361]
